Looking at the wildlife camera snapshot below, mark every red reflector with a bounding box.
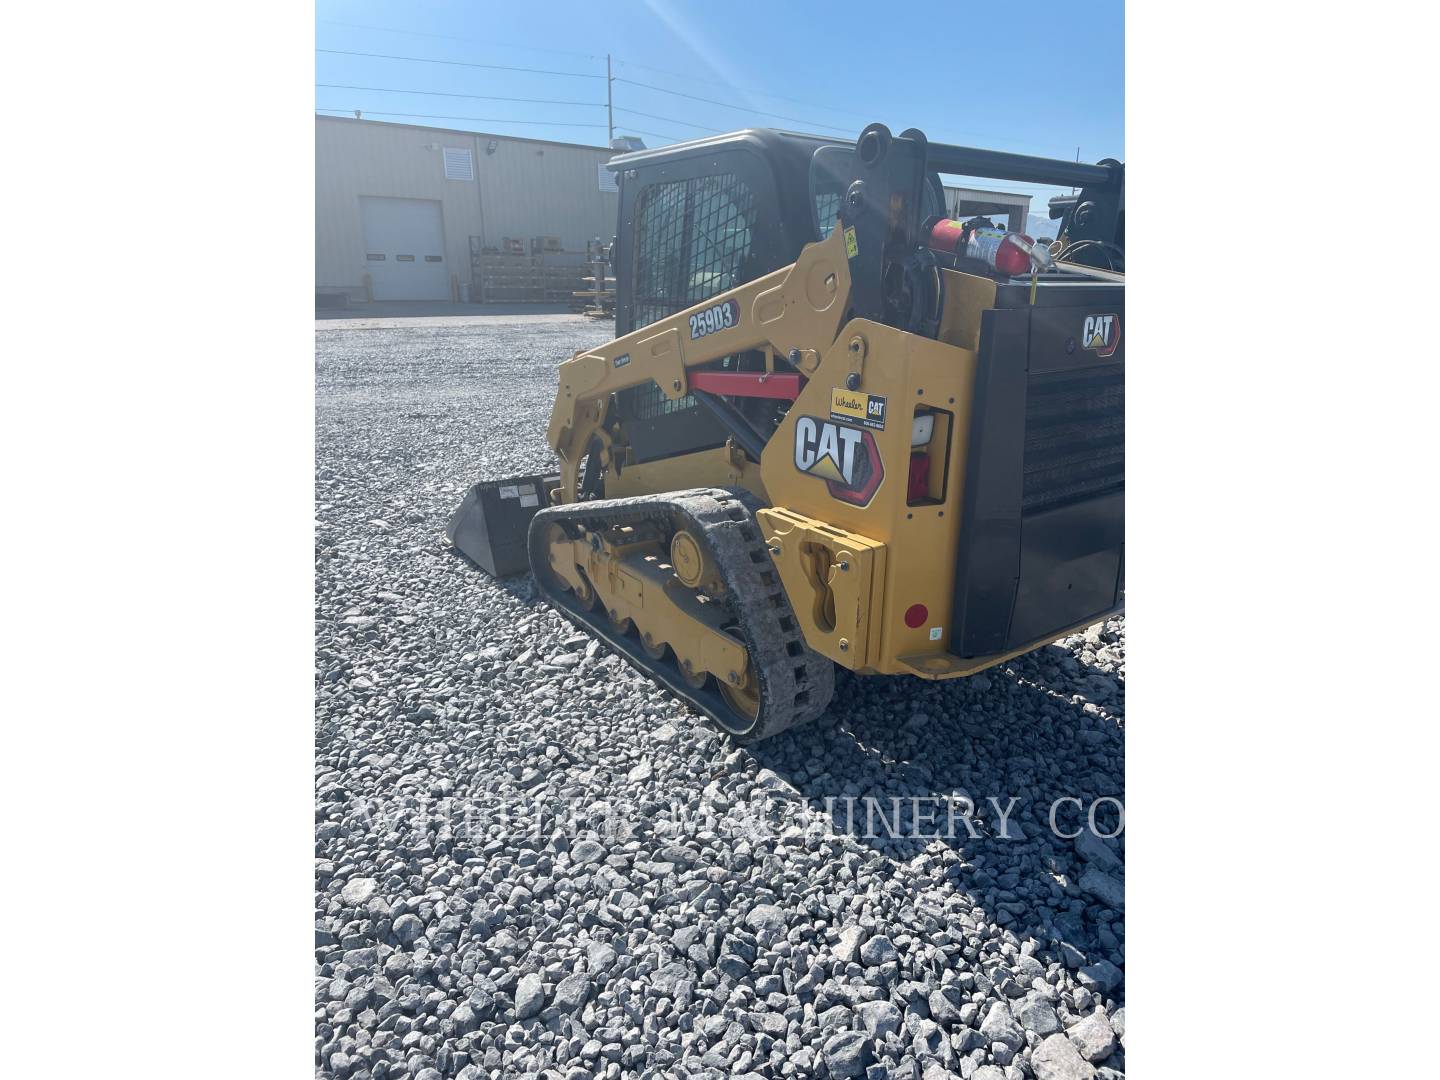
[904,603,928,629]
[907,451,930,502]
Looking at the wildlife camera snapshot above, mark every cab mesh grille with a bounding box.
[631,172,756,328]
[618,173,758,422]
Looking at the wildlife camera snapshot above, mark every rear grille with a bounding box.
[1022,367,1124,512]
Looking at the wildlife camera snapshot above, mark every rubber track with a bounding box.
[527,487,834,743]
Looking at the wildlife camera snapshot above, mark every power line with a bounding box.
[611,61,1079,154]
[316,47,1070,153]
[316,47,1091,160]
[317,49,606,80]
[612,59,871,122]
[317,19,604,61]
[611,76,851,134]
[315,45,844,134]
[316,33,1083,156]
[316,108,607,129]
[612,106,724,134]
[317,83,604,108]
[316,19,862,119]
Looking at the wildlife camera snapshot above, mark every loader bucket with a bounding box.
[446,474,558,577]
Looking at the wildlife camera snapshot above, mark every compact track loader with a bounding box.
[449,123,1124,742]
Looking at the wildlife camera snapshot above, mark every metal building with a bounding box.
[316,116,621,304]
[942,185,1033,235]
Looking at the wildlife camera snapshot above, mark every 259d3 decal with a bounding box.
[688,299,739,340]
[793,416,884,506]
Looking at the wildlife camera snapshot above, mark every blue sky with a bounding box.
[316,0,1123,212]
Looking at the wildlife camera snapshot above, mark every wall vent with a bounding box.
[443,147,474,181]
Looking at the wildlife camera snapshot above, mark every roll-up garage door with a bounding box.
[360,197,450,301]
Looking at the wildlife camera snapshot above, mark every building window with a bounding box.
[396,254,415,262]
[366,253,386,261]
[424,255,443,262]
[443,147,474,181]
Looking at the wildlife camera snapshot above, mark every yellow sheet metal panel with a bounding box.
[759,321,979,674]
[937,270,997,352]
[755,508,887,670]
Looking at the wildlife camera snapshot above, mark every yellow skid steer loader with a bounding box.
[448,123,1124,742]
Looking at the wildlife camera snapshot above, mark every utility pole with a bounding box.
[607,54,614,144]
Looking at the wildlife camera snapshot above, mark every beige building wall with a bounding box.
[316,116,619,300]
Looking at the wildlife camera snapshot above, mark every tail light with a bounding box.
[907,452,930,502]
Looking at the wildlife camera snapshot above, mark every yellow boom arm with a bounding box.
[546,228,854,503]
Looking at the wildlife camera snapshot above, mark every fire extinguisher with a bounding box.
[926,217,1053,276]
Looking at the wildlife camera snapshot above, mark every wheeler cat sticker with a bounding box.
[688,299,740,340]
[1082,313,1121,358]
[793,416,884,506]
[830,387,887,431]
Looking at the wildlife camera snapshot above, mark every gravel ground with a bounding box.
[316,314,1126,1080]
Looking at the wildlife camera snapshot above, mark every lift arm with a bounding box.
[546,226,854,503]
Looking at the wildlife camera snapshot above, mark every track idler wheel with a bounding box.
[718,668,760,725]
[669,529,717,590]
[545,523,598,609]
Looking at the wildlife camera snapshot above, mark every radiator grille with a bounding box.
[1022,367,1124,512]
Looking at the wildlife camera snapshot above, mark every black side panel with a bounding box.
[952,309,1030,657]
[951,284,1125,657]
[1008,491,1124,645]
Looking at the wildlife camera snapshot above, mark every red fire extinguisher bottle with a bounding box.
[926,218,1049,276]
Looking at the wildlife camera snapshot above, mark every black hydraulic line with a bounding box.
[925,142,1118,189]
[691,390,769,464]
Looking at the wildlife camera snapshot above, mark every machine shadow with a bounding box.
[747,643,1125,980]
